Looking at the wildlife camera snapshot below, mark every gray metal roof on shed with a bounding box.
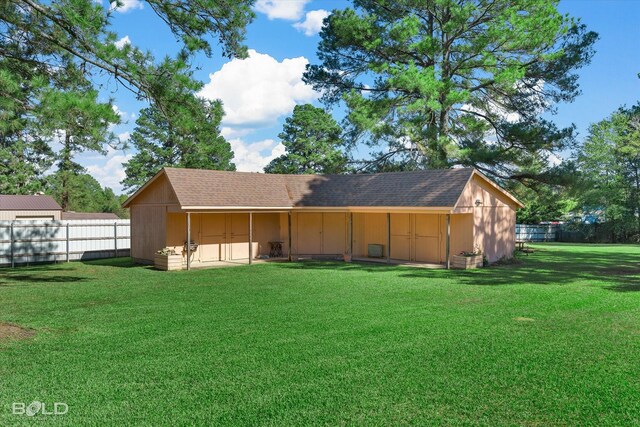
[0,195,62,211]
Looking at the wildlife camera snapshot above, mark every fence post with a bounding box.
[114,222,118,258]
[66,223,70,262]
[10,221,15,268]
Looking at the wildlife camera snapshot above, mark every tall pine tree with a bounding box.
[304,0,597,181]
[265,104,349,174]
[122,98,235,191]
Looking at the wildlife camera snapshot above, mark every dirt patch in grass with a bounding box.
[0,323,35,341]
[514,317,535,322]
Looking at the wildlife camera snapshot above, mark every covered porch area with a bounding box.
[166,209,293,270]
[350,211,473,268]
[291,209,474,269]
[164,208,474,270]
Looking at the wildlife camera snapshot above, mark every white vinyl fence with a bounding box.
[515,224,559,242]
[0,219,130,267]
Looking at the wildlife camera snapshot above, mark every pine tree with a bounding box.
[265,104,349,174]
[122,98,235,190]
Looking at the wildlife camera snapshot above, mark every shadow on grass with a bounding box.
[280,260,403,274]
[407,247,640,291]
[278,247,640,292]
[0,274,88,286]
[0,265,77,273]
[80,257,141,269]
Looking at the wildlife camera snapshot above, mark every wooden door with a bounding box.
[228,213,249,260]
[390,213,411,261]
[414,214,440,262]
[199,214,226,262]
[297,213,322,254]
[322,213,346,254]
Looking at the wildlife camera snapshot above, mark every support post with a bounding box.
[186,212,191,271]
[248,212,253,265]
[114,222,118,258]
[10,221,15,268]
[386,212,391,264]
[287,212,292,261]
[66,223,70,262]
[348,213,353,262]
[446,214,451,269]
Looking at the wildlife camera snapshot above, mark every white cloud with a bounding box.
[254,0,310,20]
[114,35,131,49]
[111,105,133,124]
[85,148,133,193]
[229,138,286,172]
[198,50,319,128]
[109,0,143,13]
[221,127,254,139]
[117,131,131,142]
[293,9,329,36]
[547,152,563,167]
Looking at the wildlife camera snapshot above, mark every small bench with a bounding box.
[516,240,534,255]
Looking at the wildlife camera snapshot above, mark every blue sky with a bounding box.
[85,0,640,194]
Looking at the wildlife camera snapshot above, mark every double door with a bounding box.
[296,213,346,255]
[198,213,250,262]
[389,214,442,263]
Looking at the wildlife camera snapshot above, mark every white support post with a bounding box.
[186,212,191,271]
[248,212,253,264]
[446,214,451,269]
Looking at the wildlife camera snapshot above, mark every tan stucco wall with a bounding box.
[0,210,61,221]
[128,174,177,263]
[130,205,166,263]
[456,175,517,262]
[473,207,516,263]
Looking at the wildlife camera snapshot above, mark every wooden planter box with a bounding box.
[154,253,183,271]
[451,254,483,269]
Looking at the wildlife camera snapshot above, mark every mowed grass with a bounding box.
[0,244,639,426]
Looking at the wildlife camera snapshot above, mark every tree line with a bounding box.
[2,0,637,239]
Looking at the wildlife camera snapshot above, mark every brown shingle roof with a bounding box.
[286,169,473,207]
[61,212,120,220]
[164,168,293,207]
[0,195,62,211]
[160,167,475,208]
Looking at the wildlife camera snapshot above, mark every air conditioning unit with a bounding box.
[368,244,384,258]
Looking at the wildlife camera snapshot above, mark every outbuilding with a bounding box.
[122,167,523,269]
[0,195,62,221]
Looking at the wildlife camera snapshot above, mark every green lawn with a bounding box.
[1,244,639,426]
